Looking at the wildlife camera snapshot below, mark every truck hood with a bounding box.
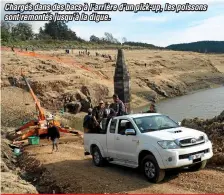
[143,127,205,140]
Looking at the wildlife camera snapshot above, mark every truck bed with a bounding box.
[84,133,107,156]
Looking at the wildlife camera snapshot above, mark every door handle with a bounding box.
[116,137,120,140]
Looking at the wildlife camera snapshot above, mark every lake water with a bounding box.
[135,86,224,122]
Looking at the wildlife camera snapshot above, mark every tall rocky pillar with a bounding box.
[114,49,131,113]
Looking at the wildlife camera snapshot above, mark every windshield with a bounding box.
[133,115,179,133]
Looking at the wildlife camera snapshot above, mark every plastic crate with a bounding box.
[28,136,40,145]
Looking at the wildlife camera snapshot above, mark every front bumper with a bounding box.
[158,141,213,169]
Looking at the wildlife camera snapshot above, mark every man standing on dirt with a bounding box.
[47,121,60,153]
[110,94,126,116]
[92,100,105,132]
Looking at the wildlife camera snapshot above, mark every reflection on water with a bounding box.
[136,86,224,122]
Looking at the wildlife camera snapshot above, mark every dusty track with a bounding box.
[25,135,224,194]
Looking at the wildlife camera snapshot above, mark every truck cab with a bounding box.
[84,113,213,183]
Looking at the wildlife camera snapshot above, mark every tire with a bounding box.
[141,155,165,183]
[92,146,105,167]
[188,160,207,171]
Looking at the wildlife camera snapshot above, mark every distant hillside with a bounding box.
[166,41,224,53]
[124,41,163,50]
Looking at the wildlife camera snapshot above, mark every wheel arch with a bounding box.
[89,141,105,157]
[138,149,165,169]
[138,150,155,166]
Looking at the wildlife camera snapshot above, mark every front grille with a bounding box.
[178,136,205,147]
[179,149,209,159]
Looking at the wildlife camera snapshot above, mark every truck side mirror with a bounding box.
[178,122,181,126]
[125,129,136,136]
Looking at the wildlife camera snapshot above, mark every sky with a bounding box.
[1,0,224,47]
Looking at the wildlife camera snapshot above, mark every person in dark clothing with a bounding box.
[146,99,157,113]
[83,108,93,133]
[47,121,60,153]
[92,100,105,125]
[92,100,105,132]
[110,94,126,116]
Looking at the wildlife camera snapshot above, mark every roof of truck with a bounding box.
[115,113,162,119]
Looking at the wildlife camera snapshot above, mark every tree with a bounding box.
[122,37,127,44]
[104,32,120,44]
[90,35,100,43]
[1,21,14,43]
[11,23,33,41]
[41,21,79,41]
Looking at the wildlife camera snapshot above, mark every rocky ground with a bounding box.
[182,111,224,166]
[1,48,224,128]
[2,48,224,109]
[1,136,38,194]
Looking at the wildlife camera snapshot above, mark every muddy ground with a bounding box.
[19,134,223,194]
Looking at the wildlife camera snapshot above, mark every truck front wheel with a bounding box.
[141,155,165,183]
[92,146,105,167]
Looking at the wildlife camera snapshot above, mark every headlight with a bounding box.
[204,134,209,142]
[157,140,180,149]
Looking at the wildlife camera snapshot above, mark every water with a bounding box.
[135,86,224,122]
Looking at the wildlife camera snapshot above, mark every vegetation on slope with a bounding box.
[166,41,224,54]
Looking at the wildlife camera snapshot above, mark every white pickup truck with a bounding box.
[84,113,213,183]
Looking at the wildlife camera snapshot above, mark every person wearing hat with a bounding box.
[92,100,105,132]
[83,108,93,133]
[47,121,60,153]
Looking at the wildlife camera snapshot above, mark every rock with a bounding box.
[1,161,10,172]
[182,110,224,165]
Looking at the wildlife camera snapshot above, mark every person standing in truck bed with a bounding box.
[103,102,116,131]
[110,94,126,116]
[92,100,105,132]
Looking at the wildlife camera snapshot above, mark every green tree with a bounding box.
[104,32,119,44]
[42,21,78,40]
[1,21,14,43]
[90,35,100,43]
[11,23,33,41]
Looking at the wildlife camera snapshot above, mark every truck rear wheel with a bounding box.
[92,146,105,167]
[188,160,207,171]
[141,155,165,183]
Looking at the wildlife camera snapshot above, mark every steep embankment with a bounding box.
[1,136,38,194]
[182,111,224,166]
[1,48,224,128]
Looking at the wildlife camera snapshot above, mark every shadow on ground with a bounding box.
[42,158,180,193]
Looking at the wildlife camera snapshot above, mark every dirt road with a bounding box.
[25,135,224,194]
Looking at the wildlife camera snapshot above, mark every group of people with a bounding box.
[46,94,157,153]
[95,52,113,60]
[83,94,126,133]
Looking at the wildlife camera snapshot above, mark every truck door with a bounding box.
[106,119,118,158]
[114,119,139,164]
